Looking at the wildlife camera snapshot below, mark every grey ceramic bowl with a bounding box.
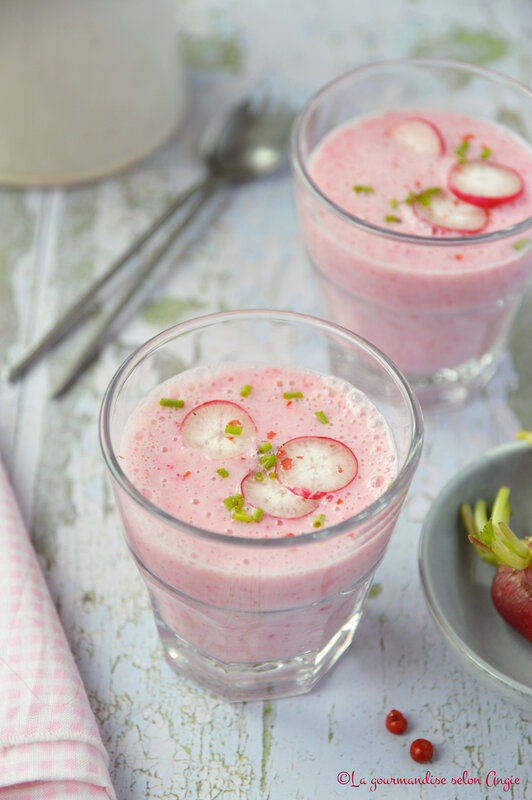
[419,440,532,711]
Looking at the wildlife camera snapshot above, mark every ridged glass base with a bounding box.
[406,351,500,407]
[155,606,365,701]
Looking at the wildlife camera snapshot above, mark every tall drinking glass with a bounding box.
[99,310,422,701]
[291,59,532,405]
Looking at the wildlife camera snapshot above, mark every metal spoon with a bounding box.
[8,94,295,391]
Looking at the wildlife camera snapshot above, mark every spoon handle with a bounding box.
[8,175,210,382]
[51,181,218,399]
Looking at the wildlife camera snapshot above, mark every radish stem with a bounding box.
[490,486,511,526]
[460,501,498,565]
[462,486,531,570]
[474,498,488,532]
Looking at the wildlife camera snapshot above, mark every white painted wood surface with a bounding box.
[1,1,531,798]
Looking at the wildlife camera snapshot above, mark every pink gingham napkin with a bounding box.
[0,456,116,800]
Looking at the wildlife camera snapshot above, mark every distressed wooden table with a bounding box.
[1,1,532,798]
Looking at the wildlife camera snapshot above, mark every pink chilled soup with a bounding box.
[302,110,532,376]
[121,365,396,535]
[117,365,399,665]
[311,110,532,236]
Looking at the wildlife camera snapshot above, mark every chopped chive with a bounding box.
[385,215,402,223]
[254,472,264,482]
[389,198,399,209]
[315,410,329,424]
[353,185,374,194]
[240,384,252,397]
[413,187,441,207]
[313,514,326,528]
[225,424,243,435]
[513,237,531,251]
[160,397,184,408]
[223,494,243,511]
[252,507,264,523]
[260,453,278,470]
[233,511,252,523]
[455,138,470,163]
[258,441,272,454]
[269,472,277,479]
[480,146,492,160]
[403,187,441,207]
[283,391,303,399]
[217,467,229,478]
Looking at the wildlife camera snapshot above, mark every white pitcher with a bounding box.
[0,0,186,185]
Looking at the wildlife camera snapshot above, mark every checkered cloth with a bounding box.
[0,457,116,799]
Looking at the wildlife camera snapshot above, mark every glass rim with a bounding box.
[291,56,532,246]
[99,309,424,549]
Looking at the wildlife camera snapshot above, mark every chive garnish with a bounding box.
[258,442,272,454]
[283,391,303,399]
[252,507,264,522]
[240,384,252,397]
[401,187,442,208]
[223,494,243,511]
[480,146,492,160]
[385,215,401,223]
[233,511,252,523]
[160,398,184,408]
[260,454,277,470]
[225,424,243,435]
[315,410,329,424]
[413,187,441,207]
[269,472,277,479]
[254,472,264,482]
[513,237,531,251]
[455,138,470,163]
[217,467,229,478]
[353,185,374,194]
[313,514,326,529]
[389,198,399,209]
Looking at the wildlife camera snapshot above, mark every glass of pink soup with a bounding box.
[99,310,422,700]
[291,59,532,405]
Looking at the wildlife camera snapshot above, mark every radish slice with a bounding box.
[181,401,256,458]
[413,190,487,233]
[276,436,358,500]
[241,472,319,519]
[390,118,445,156]
[448,160,524,207]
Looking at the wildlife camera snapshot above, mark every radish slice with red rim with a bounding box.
[181,400,256,458]
[276,436,358,499]
[241,472,319,519]
[413,190,488,233]
[448,160,524,207]
[389,118,445,156]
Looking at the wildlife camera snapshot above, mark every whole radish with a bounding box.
[491,555,532,642]
[461,479,532,643]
